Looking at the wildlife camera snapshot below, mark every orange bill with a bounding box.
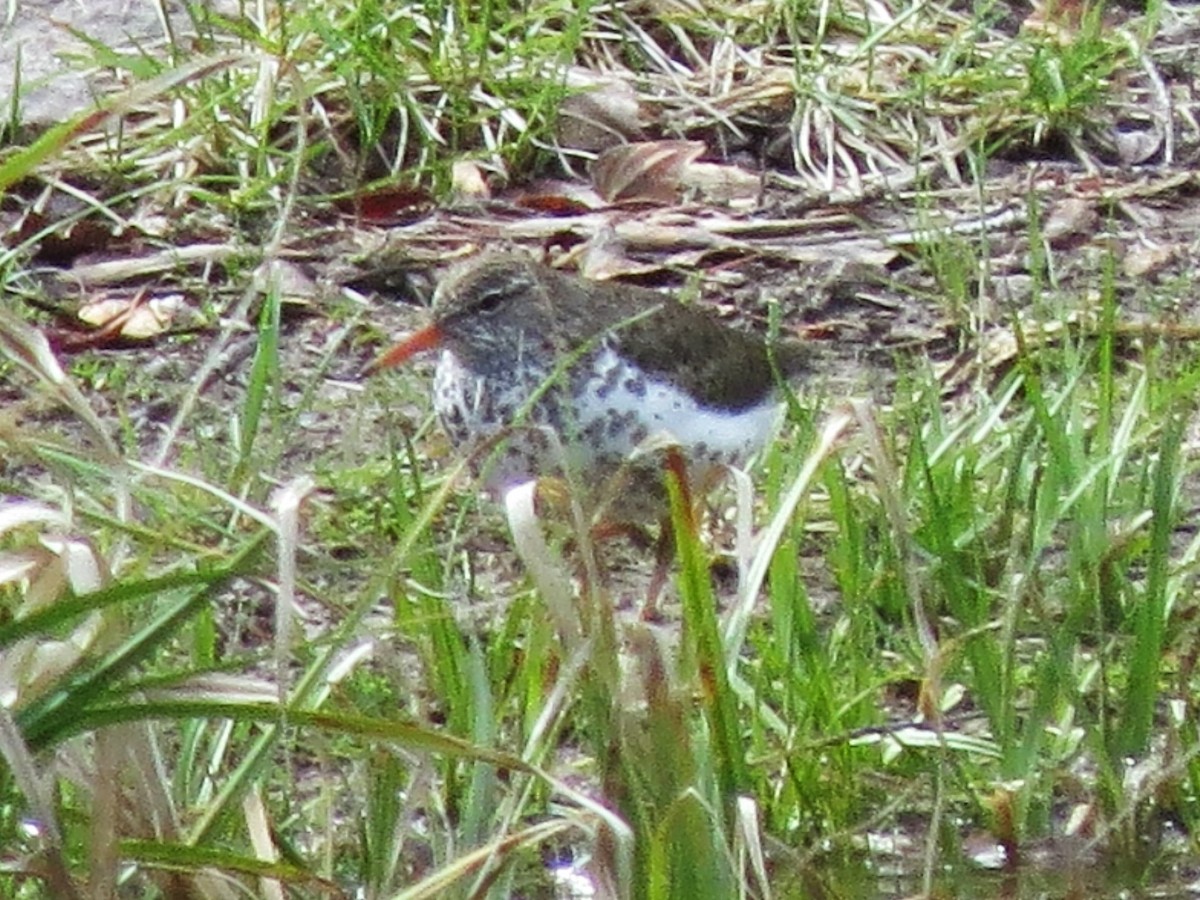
[366,323,443,374]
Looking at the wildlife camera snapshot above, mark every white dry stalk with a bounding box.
[0,501,110,711]
[129,462,278,529]
[504,480,580,653]
[0,706,63,846]
[0,708,79,896]
[396,818,581,900]
[0,501,67,540]
[481,640,597,897]
[272,476,316,704]
[723,406,854,667]
[734,795,772,900]
[0,311,130,560]
[91,728,121,900]
[243,785,285,900]
[0,608,104,710]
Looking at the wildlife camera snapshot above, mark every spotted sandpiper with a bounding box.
[370,253,798,607]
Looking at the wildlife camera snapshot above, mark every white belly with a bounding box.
[431,346,781,497]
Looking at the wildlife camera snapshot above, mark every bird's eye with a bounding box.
[476,289,506,314]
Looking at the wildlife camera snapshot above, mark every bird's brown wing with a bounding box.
[618,302,780,412]
[549,269,808,410]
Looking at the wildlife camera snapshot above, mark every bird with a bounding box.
[369,252,799,613]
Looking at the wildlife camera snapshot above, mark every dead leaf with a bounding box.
[252,259,319,304]
[1043,198,1096,246]
[341,185,435,224]
[508,179,604,214]
[575,239,664,281]
[1123,242,1176,278]
[557,69,644,153]
[451,160,491,200]
[1112,127,1163,166]
[77,293,180,339]
[592,140,706,204]
[679,161,760,208]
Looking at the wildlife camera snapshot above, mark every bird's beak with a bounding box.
[365,323,443,375]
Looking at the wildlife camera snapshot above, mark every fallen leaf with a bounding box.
[341,185,435,224]
[557,68,645,153]
[680,161,760,208]
[77,293,181,339]
[252,259,319,303]
[451,160,491,200]
[576,239,664,281]
[508,179,604,214]
[592,140,705,204]
[1112,127,1163,166]
[1042,198,1096,246]
[1123,242,1176,278]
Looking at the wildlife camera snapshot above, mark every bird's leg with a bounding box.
[586,517,677,621]
[642,521,676,621]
